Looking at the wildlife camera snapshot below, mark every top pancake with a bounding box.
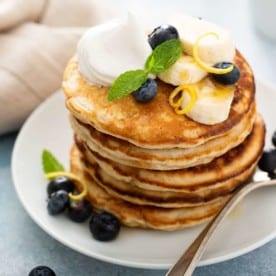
[63,51,255,149]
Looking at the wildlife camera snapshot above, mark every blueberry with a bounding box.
[68,199,92,223]
[89,212,121,241]
[212,62,240,85]
[148,25,179,49]
[47,190,69,215]
[268,172,276,180]
[258,149,276,173]
[272,131,276,147]
[132,78,157,103]
[47,176,74,197]
[29,265,56,276]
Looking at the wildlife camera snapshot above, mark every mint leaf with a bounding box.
[108,70,148,101]
[107,39,182,101]
[42,149,65,174]
[145,39,182,74]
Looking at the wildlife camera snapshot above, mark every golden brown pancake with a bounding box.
[74,115,264,208]
[70,145,228,230]
[70,102,256,170]
[83,158,255,208]
[63,51,255,149]
[75,114,265,196]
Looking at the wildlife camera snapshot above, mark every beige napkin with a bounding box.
[0,0,116,135]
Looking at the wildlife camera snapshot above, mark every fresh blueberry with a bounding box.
[258,149,276,173]
[268,172,276,179]
[148,25,179,49]
[47,190,69,215]
[212,62,240,85]
[89,212,121,241]
[29,265,56,276]
[132,78,158,103]
[272,131,276,147]
[47,176,74,197]
[68,199,92,223]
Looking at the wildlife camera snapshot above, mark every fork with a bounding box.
[166,177,276,276]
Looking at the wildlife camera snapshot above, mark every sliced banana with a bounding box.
[182,78,235,125]
[168,14,235,65]
[158,55,207,85]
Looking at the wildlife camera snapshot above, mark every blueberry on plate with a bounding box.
[132,78,158,103]
[47,190,69,215]
[272,131,276,147]
[212,62,240,85]
[258,149,276,173]
[148,25,179,49]
[29,265,56,276]
[68,199,92,223]
[89,212,121,241]
[268,172,276,179]
[47,176,74,197]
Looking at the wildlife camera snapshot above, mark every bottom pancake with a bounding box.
[70,145,228,230]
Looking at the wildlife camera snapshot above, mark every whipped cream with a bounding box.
[77,13,152,86]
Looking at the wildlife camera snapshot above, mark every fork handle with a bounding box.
[166,179,276,276]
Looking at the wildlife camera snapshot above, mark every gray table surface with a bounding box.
[1,0,276,275]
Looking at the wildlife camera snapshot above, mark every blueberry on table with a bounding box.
[258,149,276,173]
[148,25,179,49]
[212,62,240,85]
[68,199,92,223]
[47,190,69,215]
[132,78,158,103]
[89,212,121,241]
[272,131,276,147]
[47,176,75,196]
[29,265,56,276]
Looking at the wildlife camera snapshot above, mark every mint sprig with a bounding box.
[108,39,182,101]
[107,70,148,101]
[42,149,65,174]
[145,39,182,74]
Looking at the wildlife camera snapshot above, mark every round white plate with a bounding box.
[12,80,276,269]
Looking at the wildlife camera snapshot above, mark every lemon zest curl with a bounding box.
[45,171,88,201]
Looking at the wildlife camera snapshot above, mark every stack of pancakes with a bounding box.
[62,51,265,231]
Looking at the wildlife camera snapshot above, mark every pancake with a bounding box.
[83,157,256,208]
[75,114,265,195]
[63,51,255,149]
[74,115,264,208]
[70,102,256,170]
[70,145,228,230]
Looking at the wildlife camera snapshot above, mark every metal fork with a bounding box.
[166,176,276,276]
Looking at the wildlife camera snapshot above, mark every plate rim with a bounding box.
[11,78,276,270]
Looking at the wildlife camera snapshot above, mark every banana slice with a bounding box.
[169,14,235,65]
[158,54,207,85]
[183,78,235,125]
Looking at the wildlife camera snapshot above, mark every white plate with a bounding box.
[12,80,276,269]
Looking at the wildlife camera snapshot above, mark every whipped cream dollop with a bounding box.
[77,13,152,86]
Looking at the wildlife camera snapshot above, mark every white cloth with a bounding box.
[0,0,116,135]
